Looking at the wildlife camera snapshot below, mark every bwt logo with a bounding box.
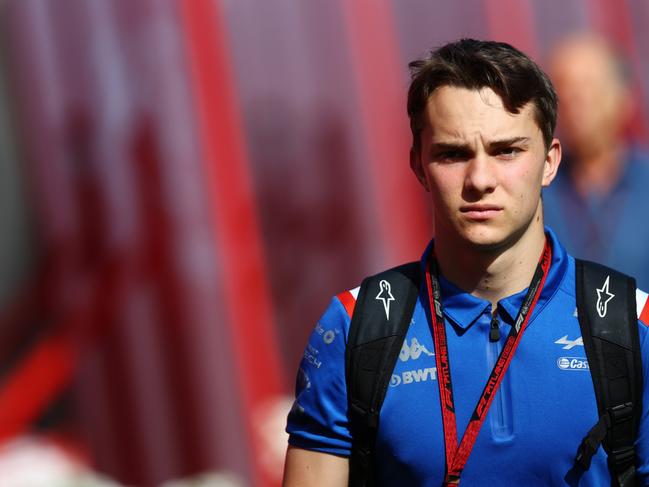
[557,357,589,371]
[389,367,437,387]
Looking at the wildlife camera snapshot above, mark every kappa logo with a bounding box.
[376,280,395,320]
[596,276,615,318]
[399,337,434,362]
[555,335,584,350]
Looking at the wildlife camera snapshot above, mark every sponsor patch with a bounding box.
[315,322,325,335]
[555,335,583,350]
[399,337,434,362]
[303,344,322,368]
[556,356,589,371]
[323,330,337,344]
[315,322,340,345]
[389,367,437,387]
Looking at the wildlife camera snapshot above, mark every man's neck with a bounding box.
[434,208,546,307]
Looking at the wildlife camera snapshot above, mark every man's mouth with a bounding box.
[460,204,503,220]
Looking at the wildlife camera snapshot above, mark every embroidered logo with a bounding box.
[399,337,434,362]
[557,357,589,371]
[596,276,615,318]
[555,335,583,350]
[376,279,395,320]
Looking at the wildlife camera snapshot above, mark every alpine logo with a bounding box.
[557,356,589,371]
[596,276,615,318]
[376,280,395,320]
[555,335,584,350]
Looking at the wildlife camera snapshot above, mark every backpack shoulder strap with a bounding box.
[346,261,421,487]
[574,259,642,487]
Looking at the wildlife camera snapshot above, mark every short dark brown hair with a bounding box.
[407,39,557,151]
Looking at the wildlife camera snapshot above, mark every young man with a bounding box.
[283,39,649,486]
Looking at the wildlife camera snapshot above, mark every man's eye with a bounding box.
[496,147,521,158]
[438,150,468,161]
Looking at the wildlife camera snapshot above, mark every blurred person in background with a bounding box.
[283,39,649,486]
[544,33,649,290]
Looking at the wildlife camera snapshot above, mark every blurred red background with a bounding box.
[0,0,647,485]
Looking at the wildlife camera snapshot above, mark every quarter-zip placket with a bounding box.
[486,307,514,441]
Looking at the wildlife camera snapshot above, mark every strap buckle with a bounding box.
[575,402,634,471]
[606,403,636,471]
[609,445,635,466]
[607,402,633,427]
[608,445,636,487]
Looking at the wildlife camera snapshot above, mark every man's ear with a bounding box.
[542,138,562,187]
[410,148,430,191]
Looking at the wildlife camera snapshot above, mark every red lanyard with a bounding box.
[425,239,552,485]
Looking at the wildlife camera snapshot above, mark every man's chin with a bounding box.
[456,228,512,252]
[465,238,509,253]
[455,219,540,254]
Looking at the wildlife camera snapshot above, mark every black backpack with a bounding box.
[345,259,642,487]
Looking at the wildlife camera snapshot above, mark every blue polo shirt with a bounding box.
[287,229,649,486]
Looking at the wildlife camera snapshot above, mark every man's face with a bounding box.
[410,86,560,251]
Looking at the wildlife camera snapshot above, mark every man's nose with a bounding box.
[463,154,497,195]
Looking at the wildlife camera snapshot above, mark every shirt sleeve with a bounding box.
[286,295,352,456]
[632,303,649,481]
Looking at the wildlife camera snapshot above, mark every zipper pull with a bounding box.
[489,313,500,342]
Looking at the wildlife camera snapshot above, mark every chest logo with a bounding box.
[399,338,434,362]
[596,276,615,318]
[557,357,589,371]
[376,280,395,320]
[555,335,583,350]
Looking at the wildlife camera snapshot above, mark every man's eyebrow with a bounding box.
[487,137,530,148]
[429,137,530,153]
[430,142,471,152]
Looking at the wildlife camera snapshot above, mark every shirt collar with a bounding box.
[419,227,569,330]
